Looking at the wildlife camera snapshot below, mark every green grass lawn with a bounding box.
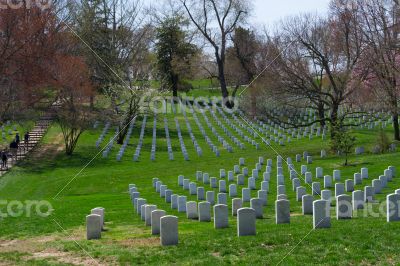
[0,105,399,265]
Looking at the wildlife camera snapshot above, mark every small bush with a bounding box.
[331,126,356,166]
[375,129,391,154]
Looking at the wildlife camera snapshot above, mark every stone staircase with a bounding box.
[0,106,58,176]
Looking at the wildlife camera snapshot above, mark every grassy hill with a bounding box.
[0,104,399,265]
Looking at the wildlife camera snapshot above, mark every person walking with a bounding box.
[1,150,8,170]
[24,132,29,149]
[15,133,20,145]
[9,140,17,162]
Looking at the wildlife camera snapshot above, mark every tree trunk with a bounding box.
[330,103,339,139]
[216,57,232,108]
[90,95,94,110]
[172,74,178,98]
[318,103,325,128]
[393,113,400,141]
[117,126,127,145]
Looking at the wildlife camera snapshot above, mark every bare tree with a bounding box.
[181,0,250,107]
[75,0,153,144]
[257,6,367,136]
[225,27,269,115]
[357,0,400,140]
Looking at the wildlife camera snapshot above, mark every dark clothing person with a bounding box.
[24,132,29,143]
[15,133,20,145]
[9,141,18,161]
[24,132,30,150]
[10,141,17,149]
[1,151,7,169]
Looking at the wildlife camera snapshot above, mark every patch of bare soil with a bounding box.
[31,249,104,266]
[118,237,160,248]
[0,235,112,266]
[31,133,64,160]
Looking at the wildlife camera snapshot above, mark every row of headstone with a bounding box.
[199,106,233,153]
[150,116,157,161]
[175,118,189,161]
[230,113,261,149]
[130,183,179,246]
[189,105,220,157]
[95,122,110,148]
[164,117,174,161]
[255,105,393,134]
[116,118,136,161]
[209,108,245,150]
[215,106,255,149]
[86,207,105,240]
[159,174,265,236]
[133,115,147,161]
[218,109,261,149]
[102,127,119,158]
[182,104,202,156]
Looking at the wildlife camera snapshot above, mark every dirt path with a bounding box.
[31,132,65,161]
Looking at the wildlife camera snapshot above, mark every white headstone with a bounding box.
[248,177,256,190]
[372,179,382,194]
[242,188,251,202]
[86,214,102,240]
[316,167,323,178]
[275,199,290,224]
[151,210,166,235]
[214,204,229,229]
[313,200,330,229]
[387,193,400,222]
[145,205,157,226]
[198,201,211,222]
[206,191,215,205]
[305,172,312,184]
[232,198,243,216]
[258,190,268,206]
[312,182,321,196]
[335,183,345,197]
[296,186,306,202]
[354,173,362,185]
[302,195,313,215]
[333,170,341,182]
[352,190,364,210]
[171,194,178,209]
[218,193,228,205]
[345,180,354,192]
[237,174,245,185]
[364,186,374,202]
[178,196,187,212]
[160,215,178,246]
[250,198,263,219]
[186,201,198,219]
[361,168,368,179]
[229,184,237,197]
[237,208,256,236]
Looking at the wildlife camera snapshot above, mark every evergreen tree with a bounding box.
[155,16,198,97]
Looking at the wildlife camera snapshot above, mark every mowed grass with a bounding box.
[0,104,399,265]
